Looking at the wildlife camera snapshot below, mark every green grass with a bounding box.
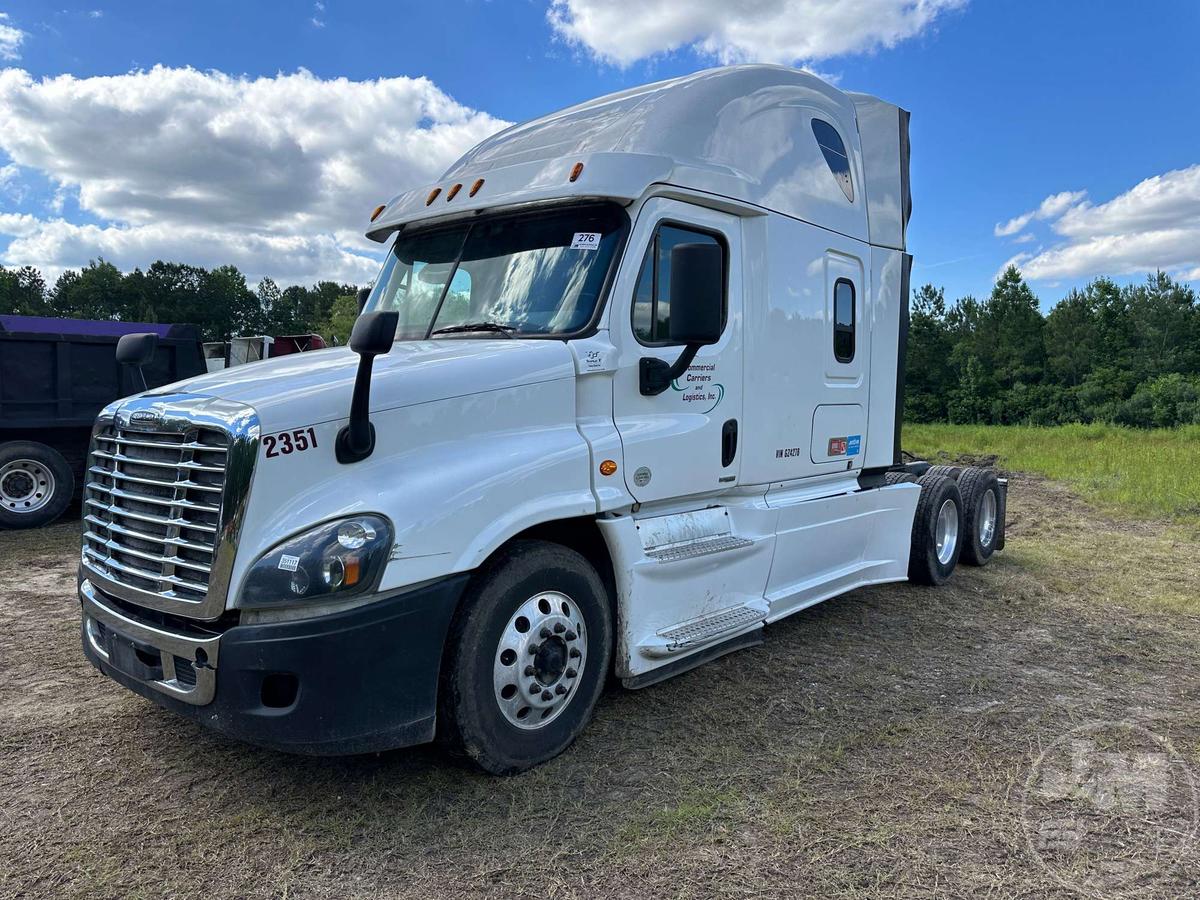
[902,422,1200,523]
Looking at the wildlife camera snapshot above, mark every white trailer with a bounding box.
[78,66,1005,774]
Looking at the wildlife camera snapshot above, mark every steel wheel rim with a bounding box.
[0,459,55,514]
[978,489,997,548]
[493,590,587,730]
[935,498,959,566]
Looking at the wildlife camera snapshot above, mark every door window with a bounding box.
[631,224,727,345]
[833,278,855,363]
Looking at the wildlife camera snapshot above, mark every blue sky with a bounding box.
[0,0,1197,306]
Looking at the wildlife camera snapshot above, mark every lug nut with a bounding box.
[541,690,553,701]
[529,646,539,655]
[569,648,581,658]
[530,682,542,693]
[555,684,567,695]
[553,623,565,634]
[566,667,577,678]
[524,665,536,676]
[564,630,577,641]
[540,627,552,639]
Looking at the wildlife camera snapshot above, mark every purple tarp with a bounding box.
[0,314,180,337]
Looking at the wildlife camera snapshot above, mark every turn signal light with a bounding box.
[425,187,441,206]
[569,162,585,182]
[599,459,617,476]
[370,204,386,222]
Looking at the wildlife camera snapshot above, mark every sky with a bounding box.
[0,0,1197,306]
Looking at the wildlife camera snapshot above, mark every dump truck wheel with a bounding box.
[908,473,963,586]
[957,467,1001,567]
[438,540,613,775]
[884,471,919,485]
[0,441,74,529]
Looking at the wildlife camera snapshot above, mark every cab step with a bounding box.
[638,598,768,658]
[646,534,753,563]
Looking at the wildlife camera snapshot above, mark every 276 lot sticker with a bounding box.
[263,427,318,458]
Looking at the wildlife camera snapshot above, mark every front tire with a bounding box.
[0,441,74,529]
[438,540,613,774]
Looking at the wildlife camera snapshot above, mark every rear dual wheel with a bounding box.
[907,473,963,585]
[957,467,1001,567]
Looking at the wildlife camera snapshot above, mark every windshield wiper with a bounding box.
[429,322,516,337]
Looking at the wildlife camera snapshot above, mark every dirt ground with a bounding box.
[2,473,1199,899]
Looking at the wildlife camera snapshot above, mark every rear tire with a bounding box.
[438,540,613,774]
[924,464,963,481]
[0,441,74,529]
[957,467,1001,567]
[907,473,963,586]
[884,471,919,485]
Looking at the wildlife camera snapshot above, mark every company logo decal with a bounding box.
[129,410,162,423]
[671,362,724,414]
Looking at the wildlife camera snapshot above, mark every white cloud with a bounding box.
[1002,166,1200,281]
[0,66,508,285]
[547,0,965,67]
[993,189,1086,237]
[993,211,1032,238]
[0,13,27,61]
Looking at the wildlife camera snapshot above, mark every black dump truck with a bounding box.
[0,315,205,528]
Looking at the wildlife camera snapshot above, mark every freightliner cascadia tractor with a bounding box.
[79,66,1006,774]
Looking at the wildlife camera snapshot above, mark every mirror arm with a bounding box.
[640,342,701,396]
[336,354,378,463]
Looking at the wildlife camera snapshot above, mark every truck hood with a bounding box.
[147,340,576,431]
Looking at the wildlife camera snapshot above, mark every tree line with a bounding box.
[2,258,1198,428]
[0,259,360,344]
[907,267,1200,429]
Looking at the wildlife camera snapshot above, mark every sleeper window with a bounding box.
[632,224,726,345]
[833,279,855,363]
[811,118,854,203]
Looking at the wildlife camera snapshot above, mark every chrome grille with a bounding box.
[83,424,229,603]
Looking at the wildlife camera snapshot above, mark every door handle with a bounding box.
[721,419,738,467]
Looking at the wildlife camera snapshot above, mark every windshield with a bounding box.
[364,202,627,339]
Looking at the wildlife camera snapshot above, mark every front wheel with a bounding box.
[438,540,613,774]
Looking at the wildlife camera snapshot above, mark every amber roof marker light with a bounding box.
[469,178,485,197]
[569,162,585,183]
[370,204,386,222]
[446,183,463,201]
[425,187,441,206]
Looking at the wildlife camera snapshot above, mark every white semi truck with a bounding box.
[79,65,1005,774]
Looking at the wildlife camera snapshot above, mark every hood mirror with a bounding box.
[115,332,159,392]
[336,311,398,464]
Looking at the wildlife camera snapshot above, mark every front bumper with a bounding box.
[80,574,469,755]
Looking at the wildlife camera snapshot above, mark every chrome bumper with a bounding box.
[81,579,221,706]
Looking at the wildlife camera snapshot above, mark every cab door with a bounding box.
[610,199,743,503]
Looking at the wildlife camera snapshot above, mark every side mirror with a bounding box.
[356,286,371,315]
[336,311,398,464]
[115,332,159,392]
[640,243,724,395]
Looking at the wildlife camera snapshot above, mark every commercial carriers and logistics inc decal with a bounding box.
[671,362,723,414]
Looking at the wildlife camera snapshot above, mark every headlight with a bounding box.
[238,515,392,608]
